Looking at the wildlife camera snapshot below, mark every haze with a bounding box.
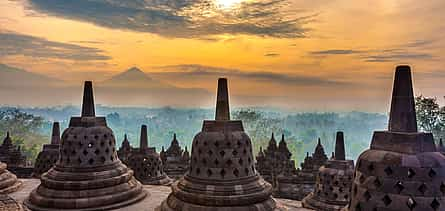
[1,0,444,111]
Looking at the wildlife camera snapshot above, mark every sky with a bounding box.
[0,0,444,111]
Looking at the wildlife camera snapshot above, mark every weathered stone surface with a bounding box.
[126,125,171,185]
[0,194,22,211]
[160,134,189,180]
[32,122,61,178]
[0,162,22,194]
[12,179,313,211]
[346,66,445,211]
[303,131,354,211]
[24,81,147,211]
[160,78,278,211]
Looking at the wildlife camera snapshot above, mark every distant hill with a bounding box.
[0,64,61,87]
[0,64,211,107]
[101,67,173,88]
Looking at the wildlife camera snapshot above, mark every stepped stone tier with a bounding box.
[160,78,277,211]
[127,125,171,185]
[160,134,190,179]
[303,131,354,211]
[0,132,26,167]
[117,134,133,165]
[346,66,445,211]
[0,161,22,194]
[24,81,147,211]
[33,122,61,178]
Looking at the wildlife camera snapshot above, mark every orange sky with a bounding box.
[0,0,444,111]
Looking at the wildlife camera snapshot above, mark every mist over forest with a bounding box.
[0,106,388,166]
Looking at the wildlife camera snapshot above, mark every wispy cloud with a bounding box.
[310,49,362,55]
[156,64,350,86]
[308,40,435,63]
[25,0,313,38]
[0,31,111,61]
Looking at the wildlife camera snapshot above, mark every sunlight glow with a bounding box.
[215,0,244,8]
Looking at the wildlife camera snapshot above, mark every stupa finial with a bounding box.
[140,125,148,151]
[388,65,417,132]
[81,81,95,117]
[335,131,345,160]
[50,122,60,145]
[215,78,230,121]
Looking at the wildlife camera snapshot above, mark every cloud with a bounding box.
[310,49,362,55]
[155,64,350,86]
[0,31,111,61]
[363,50,433,63]
[25,0,313,38]
[308,41,434,63]
[264,53,280,57]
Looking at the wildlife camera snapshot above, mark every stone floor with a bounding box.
[8,179,312,211]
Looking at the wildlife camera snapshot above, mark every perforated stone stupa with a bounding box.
[127,125,171,185]
[33,122,61,178]
[302,131,354,211]
[24,81,147,211]
[347,65,445,211]
[160,134,190,179]
[160,78,277,211]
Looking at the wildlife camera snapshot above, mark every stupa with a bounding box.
[160,78,277,211]
[302,131,354,211]
[117,134,133,164]
[160,134,189,179]
[24,81,147,211]
[33,122,61,178]
[256,133,279,183]
[0,152,22,194]
[0,132,26,167]
[126,125,171,185]
[347,65,445,211]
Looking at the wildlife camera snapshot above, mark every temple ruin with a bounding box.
[160,133,190,179]
[302,131,354,210]
[126,125,171,185]
[32,122,61,178]
[24,81,147,210]
[160,78,277,211]
[0,132,26,168]
[346,65,445,211]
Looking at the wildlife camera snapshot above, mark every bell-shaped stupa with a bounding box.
[346,65,445,211]
[33,122,61,178]
[160,78,277,211]
[0,133,22,194]
[25,81,147,211]
[127,125,171,185]
[302,131,354,211]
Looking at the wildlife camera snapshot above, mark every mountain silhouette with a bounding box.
[101,67,173,88]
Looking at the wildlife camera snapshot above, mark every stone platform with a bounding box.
[10,179,312,211]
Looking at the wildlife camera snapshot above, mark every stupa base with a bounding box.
[23,189,148,211]
[0,179,22,194]
[142,176,172,186]
[302,193,347,211]
[160,193,278,211]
